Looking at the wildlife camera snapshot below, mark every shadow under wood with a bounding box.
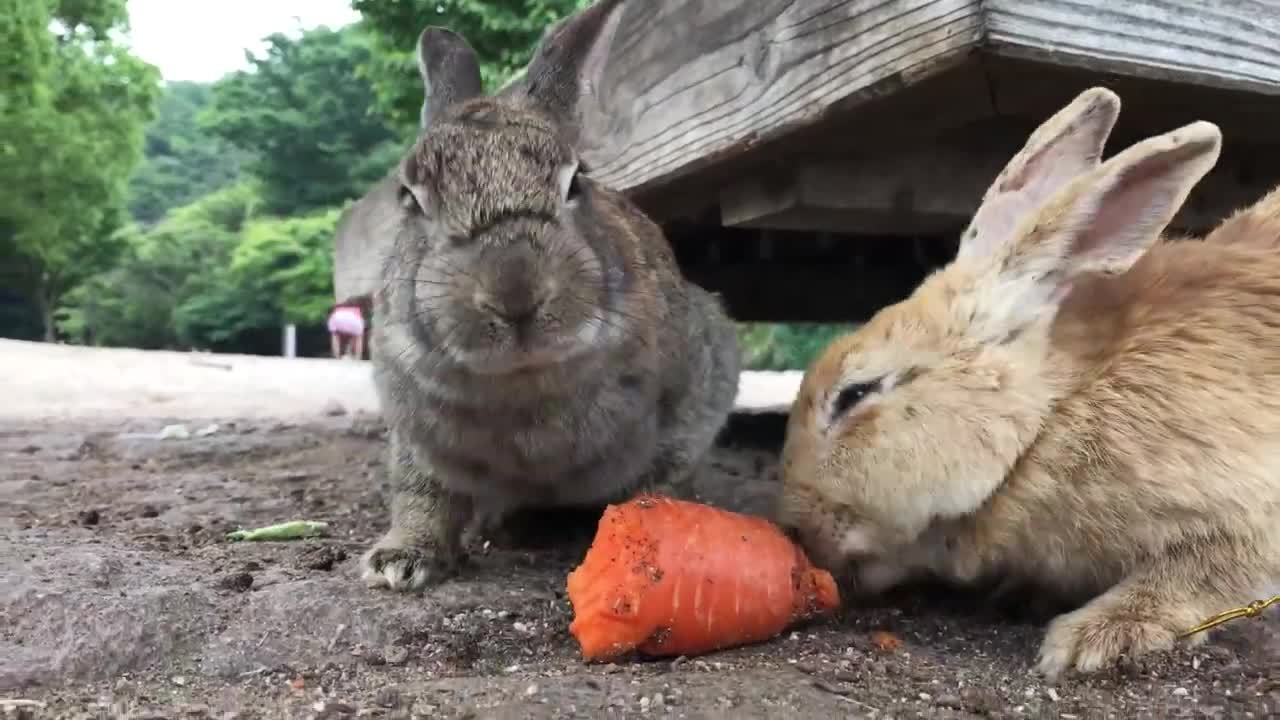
[717,411,789,451]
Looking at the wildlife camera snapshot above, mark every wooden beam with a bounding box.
[718,129,1280,236]
[577,0,984,194]
[719,136,1006,235]
[984,0,1280,96]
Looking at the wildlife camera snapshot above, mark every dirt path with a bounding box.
[1,342,1276,719]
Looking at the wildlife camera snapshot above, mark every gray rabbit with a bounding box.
[362,0,742,591]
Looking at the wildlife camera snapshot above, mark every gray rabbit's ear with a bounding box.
[417,27,483,129]
[516,0,627,144]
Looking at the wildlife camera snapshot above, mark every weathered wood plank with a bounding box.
[984,0,1280,94]
[719,130,1280,236]
[578,0,984,194]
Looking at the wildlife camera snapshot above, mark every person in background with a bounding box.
[327,302,366,360]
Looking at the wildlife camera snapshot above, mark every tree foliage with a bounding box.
[352,0,591,131]
[60,183,341,352]
[128,81,250,225]
[202,25,402,216]
[7,0,853,369]
[0,0,161,339]
[738,324,855,372]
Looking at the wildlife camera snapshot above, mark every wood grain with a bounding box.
[985,0,1280,94]
[577,0,984,193]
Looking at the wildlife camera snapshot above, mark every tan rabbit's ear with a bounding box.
[513,0,627,144]
[958,87,1121,263]
[1012,121,1222,281]
[416,27,483,129]
[967,122,1222,335]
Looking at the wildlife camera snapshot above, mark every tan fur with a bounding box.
[779,87,1280,678]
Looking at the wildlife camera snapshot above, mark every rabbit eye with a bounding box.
[399,185,423,214]
[567,170,583,201]
[832,380,881,418]
[558,160,583,205]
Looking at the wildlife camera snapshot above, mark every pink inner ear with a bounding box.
[964,106,1113,262]
[967,153,1087,261]
[1069,154,1185,269]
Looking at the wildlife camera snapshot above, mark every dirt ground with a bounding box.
[1,342,1277,719]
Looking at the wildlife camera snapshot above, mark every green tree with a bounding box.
[59,182,260,349]
[352,0,591,131]
[202,25,402,216]
[738,323,855,371]
[61,183,342,354]
[128,81,250,225]
[0,0,161,340]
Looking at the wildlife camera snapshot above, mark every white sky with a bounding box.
[126,0,362,83]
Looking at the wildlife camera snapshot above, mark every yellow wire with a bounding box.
[1179,595,1280,639]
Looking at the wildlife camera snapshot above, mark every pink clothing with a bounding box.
[328,306,365,337]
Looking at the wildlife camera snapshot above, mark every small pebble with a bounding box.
[172,675,187,686]
[159,423,191,440]
[919,692,932,701]
[374,687,401,709]
[1047,688,1061,702]
[525,683,539,696]
[216,572,254,593]
[935,694,962,708]
[1173,687,1189,697]
[296,544,348,572]
[640,696,651,712]
[384,646,409,665]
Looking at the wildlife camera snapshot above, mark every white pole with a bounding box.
[283,324,297,358]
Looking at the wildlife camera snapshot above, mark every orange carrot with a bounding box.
[566,494,840,661]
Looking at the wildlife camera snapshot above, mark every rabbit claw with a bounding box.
[1036,605,1186,678]
[361,544,458,592]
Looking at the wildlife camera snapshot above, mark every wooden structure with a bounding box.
[334,0,1280,323]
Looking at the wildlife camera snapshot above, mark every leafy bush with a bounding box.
[59,183,340,353]
[738,323,854,372]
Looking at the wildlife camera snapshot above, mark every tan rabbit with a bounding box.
[777,86,1280,678]
[362,0,741,592]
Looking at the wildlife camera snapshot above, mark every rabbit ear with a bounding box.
[515,0,627,144]
[967,121,1222,333]
[416,27,483,129]
[958,87,1121,263]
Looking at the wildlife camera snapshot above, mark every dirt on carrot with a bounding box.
[565,494,840,662]
[872,631,903,651]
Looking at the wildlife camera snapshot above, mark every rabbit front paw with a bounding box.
[361,541,460,592]
[1035,604,1183,678]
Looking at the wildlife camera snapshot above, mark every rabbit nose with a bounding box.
[483,295,546,326]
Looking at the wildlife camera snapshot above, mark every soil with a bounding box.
[1,342,1277,719]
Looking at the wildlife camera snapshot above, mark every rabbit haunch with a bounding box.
[361,0,740,593]
[778,86,1280,677]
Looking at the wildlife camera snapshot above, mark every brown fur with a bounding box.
[778,87,1280,678]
